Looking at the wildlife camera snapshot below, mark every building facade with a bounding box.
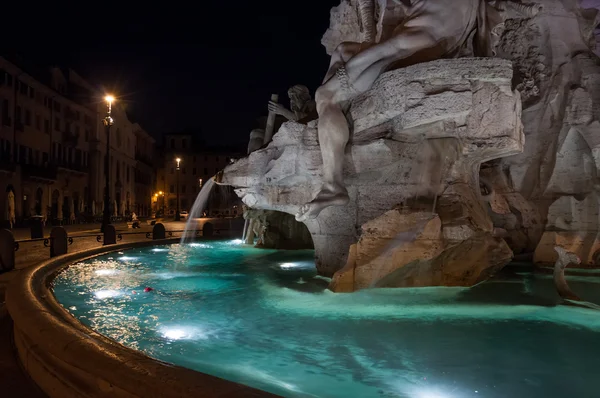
[155,133,242,217]
[0,56,155,226]
[134,124,155,217]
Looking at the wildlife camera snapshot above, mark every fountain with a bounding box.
[222,0,600,291]
[8,2,600,398]
[180,177,215,243]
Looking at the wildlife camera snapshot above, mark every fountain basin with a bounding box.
[6,239,273,398]
[15,240,600,398]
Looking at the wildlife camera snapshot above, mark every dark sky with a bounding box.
[4,0,339,146]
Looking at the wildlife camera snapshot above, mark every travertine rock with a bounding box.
[245,209,313,250]
[223,58,523,288]
[482,0,600,266]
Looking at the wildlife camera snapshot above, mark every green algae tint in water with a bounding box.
[53,241,600,398]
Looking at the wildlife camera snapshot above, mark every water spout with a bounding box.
[181,177,216,244]
[242,218,249,242]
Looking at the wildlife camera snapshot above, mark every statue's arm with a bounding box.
[293,110,308,121]
[283,109,299,121]
[268,101,298,121]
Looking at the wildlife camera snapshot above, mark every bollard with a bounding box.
[104,225,117,245]
[30,216,44,239]
[152,223,166,240]
[0,229,15,272]
[203,222,214,238]
[50,227,68,257]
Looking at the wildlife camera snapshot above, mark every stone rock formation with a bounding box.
[480,0,600,266]
[242,86,317,249]
[226,0,600,292]
[223,58,523,290]
[244,208,313,250]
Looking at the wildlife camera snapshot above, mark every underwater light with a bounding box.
[159,325,209,341]
[280,263,297,269]
[94,269,119,276]
[151,248,169,252]
[410,386,454,398]
[189,243,212,248]
[230,239,243,245]
[119,256,138,262]
[162,328,188,340]
[93,290,121,299]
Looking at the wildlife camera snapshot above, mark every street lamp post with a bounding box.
[154,191,165,216]
[174,158,181,221]
[159,191,165,215]
[101,95,114,233]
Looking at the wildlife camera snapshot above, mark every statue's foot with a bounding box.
[295,188,349,222]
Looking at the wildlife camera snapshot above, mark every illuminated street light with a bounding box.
[174,157,182,221]
[101,94,115,235]
[154,191,165,214]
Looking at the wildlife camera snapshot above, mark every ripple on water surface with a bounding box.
[53,240,600,398]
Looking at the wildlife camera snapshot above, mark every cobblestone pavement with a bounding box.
[0,218,243,397]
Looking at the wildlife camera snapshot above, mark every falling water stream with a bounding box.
[181,178,216,243]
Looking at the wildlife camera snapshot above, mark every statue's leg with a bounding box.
[296,30,439,222]
[344,28,442,91]
[323,42,364,83]
[295,77,351,222]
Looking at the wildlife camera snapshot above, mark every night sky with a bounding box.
[4,0,600,146]
[4,0,339,146]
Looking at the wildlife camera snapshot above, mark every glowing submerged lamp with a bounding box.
[93,290,121,299]
[159,325,209,341]
[95,269,119,276]
[162,328,188,340]
[119,256,138,262]
[280,262,297,270]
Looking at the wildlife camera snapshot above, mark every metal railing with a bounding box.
[0,222,238,273]
[12,228,231,252]
[14,237,52,251]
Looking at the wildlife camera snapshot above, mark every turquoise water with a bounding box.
[53,241,600,398]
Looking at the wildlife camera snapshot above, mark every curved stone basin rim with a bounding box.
[7,238,277,398]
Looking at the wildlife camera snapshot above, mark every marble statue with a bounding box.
[6,190,15,229]
[553,246,600,309]
[268,85,317,123]
[553,246,582,301]
[295,0,538,222]
[247,129,265,153]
